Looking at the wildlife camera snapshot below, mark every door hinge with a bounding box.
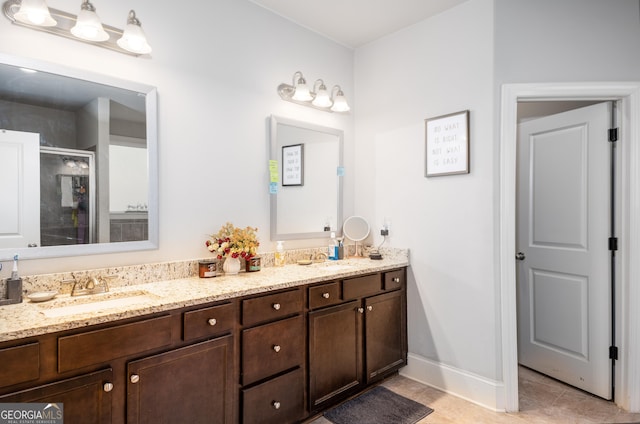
[609,128,619,142]
[609,346,619,360]
[609,237,618,251]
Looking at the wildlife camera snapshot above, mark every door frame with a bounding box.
[500,82,640,412]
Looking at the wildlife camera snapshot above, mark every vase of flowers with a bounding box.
[206,222,259,275]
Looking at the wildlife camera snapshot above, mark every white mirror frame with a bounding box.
[0,53,158,261]
[269,115,343,241]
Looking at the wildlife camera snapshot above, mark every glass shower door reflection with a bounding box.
[40,148,95,246]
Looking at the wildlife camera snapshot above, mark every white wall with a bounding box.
[0,0,354,276]
[354,0,497,393]
[354,0,640,411]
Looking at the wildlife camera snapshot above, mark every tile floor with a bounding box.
[310,366,640,424]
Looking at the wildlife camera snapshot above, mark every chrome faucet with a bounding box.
[70,275,116,296]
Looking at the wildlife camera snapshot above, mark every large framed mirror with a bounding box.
[0,53,158,260]
[270,116,343,241]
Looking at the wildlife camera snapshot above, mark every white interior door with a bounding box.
[516,102,612,399]
[0,130,40,249]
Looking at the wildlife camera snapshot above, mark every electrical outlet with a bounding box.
[380,228,389,236]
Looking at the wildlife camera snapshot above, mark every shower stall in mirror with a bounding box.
[40,147,95,246]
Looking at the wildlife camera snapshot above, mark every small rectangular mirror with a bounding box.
[269,116,343,240]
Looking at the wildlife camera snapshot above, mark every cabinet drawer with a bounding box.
[242,315,304,385]
[58,315,172,373]
[308,281,341,310]
[242,367,304,424]
[0,342,39,388]
[343,273,382,300]
[384,269,404,291]
[183,302,235,342]
[242,289,302,326]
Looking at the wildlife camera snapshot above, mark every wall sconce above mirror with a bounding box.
[2,0,152,55]
[277,71,350,113]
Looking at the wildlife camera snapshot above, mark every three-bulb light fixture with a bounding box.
[277,71,350,113]
[2,0,152,55]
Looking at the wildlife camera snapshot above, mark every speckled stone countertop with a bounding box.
[0,249,408,342]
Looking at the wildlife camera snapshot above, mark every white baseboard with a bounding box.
[400,352,505,412]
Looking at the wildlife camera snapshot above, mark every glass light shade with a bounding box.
[312,87,332,108]
[71,7,109,42]
[117,11,152,54]
[292,82,312,101]
[331,93,350,112]
[14,0,56,26]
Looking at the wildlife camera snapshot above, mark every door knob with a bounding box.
[516,252,526,261]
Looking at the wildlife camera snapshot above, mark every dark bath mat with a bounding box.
[324,385,433,424]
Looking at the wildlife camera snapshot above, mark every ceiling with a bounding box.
[249,0,469,48]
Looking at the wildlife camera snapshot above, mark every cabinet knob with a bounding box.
[208,318,217,326]
[272,303,281,310]
[322,292,330,299]
[273,344,281,353]
[130,374,140,384]
[367,305,373,312]
[393,277,400,283]
[357,307,364,314]
[272,401,281,410]
[103,382,114,392]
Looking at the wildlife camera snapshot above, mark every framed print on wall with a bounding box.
[282,143,304,186]
[425,110,470,177]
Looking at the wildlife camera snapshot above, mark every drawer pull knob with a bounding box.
[367,305,373,312]
[393,277,400,283]
[103,382,114,392]
[272,401,281,410]
[322,292,330,299]
[208,318,217,326]
[272,303,281,310]
[358,307,364,314]
[130,374,140,384]
[273,345,281,353]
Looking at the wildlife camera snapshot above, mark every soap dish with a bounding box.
[27,291,58,303]
[297,259,312,266]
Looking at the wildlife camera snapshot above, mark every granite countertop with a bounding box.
[0,253,408,342]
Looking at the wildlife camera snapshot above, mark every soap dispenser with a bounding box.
[328,232,338,260]
[3,254,22,305]
[275,241,285,267]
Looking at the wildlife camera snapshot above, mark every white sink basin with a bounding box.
[40,291,157,318]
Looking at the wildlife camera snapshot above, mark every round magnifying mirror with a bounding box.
[343,216,370,257]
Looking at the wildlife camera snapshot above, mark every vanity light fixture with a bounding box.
[13,0,55,26]
[2,0,152,56]
[291,71,313,101]
[70,0,108,42]
[277,71,351,113]
[116,10,152,55]
[330,86,350,113]
[311,79,332,108]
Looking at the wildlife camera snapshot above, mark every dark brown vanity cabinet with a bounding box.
[0,368,113,424]
[308,269,407,413]
[0,302,237,424]
[127,336,234,424]
[240,288,305,424]
[0,266,407,423]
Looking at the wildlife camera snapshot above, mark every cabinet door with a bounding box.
[308,300,361,412]
[127,336,234,424]
[364,290,407,383]
[0,368,112,424]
